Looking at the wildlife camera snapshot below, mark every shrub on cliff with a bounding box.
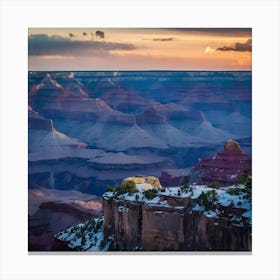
[144,189,158,200]
[207,181,220,189]
[240,171,252,193]
[239,171,252,202]
[181,182,192,193]
[227,187,244,196]
[108,241,120,251]
[81,236,86,247]
[100,239,106,249]
[240,171,251,186]
[106,185,114,192]
[115,180,137,195]
[197,190,218,211]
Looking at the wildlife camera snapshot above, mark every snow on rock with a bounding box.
[118,206,128,213]
[55,217,109,251]
[242,210,252,224]
[203,210,218,218]
[103,183,251,221]
[102,180,251,251]
[56,182,251,252]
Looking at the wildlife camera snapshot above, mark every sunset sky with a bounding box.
[28,28,252,71]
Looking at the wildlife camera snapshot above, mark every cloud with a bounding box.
[28,34,136,56]
[204,46,215,54]
[95,30,105,39]
[153,37,174,42]
[166,28,252,37]
[216,39,252,52]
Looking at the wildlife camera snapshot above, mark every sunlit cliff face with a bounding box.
[28,28,252,71]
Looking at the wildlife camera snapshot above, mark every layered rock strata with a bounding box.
[103,185,251,251]
[190,140,251,186]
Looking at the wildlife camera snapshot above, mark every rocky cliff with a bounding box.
[28,187,102,251]
[102,183,251,251]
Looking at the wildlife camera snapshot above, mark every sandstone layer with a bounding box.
[103,186,251,251]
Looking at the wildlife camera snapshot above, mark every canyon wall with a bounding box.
[103,194,251,251]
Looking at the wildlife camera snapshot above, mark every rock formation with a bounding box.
[123,175,163,190]
[28,187,102,251]
[189,140,251,186]
[224,139,241,151]
[28,106,54,131]
[28,71,252,194]
[102,184,252,251]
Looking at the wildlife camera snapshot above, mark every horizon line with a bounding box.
[28,69,252,72]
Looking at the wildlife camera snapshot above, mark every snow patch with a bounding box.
[118,206,128,213]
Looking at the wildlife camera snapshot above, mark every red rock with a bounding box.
[190,140,251,186]
[103,195,251,251]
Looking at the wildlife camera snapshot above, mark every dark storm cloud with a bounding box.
[153,37,174,42]
[165,28,252,37]
[28,34,136,56]
[95,30,105,39]
[216,39,252,52]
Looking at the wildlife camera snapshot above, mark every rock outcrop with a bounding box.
[141,202,185,250]
[189,140,252,186]
[103,184,251,251]
[28,106,54,131]
[28,187,102,251]
[123,175,163,190]
[103,199,141,250]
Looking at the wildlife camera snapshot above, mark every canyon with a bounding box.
[55,181,251,251]
[28,71,252,194]
[28,71,252,251]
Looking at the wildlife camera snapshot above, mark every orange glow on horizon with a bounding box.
[28,28,252,71]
